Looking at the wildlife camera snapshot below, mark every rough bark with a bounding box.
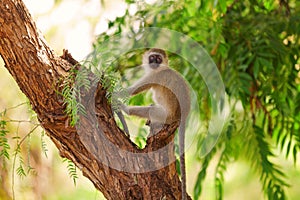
[0,0,191,199]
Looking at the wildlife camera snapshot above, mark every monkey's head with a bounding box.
[143,48,168,71]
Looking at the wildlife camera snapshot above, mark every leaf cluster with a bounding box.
[0,104,52,200]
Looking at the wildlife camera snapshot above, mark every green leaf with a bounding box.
[41,131,48,158]
[293,145,298,165]
[253,58,260,79]
[258,57,273,71]
[0,121,10,160]
[64,158,78,186]
[16,160,26,178]
[217,0,227,13]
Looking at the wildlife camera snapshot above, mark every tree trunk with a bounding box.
[0,0,191,199]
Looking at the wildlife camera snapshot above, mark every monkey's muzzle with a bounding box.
[150,63,160,69]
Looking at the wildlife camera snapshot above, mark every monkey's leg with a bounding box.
[123,105,167,124]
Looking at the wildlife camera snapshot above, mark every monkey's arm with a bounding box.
[127,85,151,95]
[127,75,153,96]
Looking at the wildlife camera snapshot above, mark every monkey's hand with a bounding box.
[120,104,130,115]
[111,89,129,112]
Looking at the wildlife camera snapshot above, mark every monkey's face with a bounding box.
[142,49,168,71]
[148,54,163,69]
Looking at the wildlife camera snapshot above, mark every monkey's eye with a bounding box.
[156,55,162,64]
[149,55,156,64]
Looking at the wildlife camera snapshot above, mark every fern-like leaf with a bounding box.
[41,131,48,158]
[193,147,217,200]
[0,119,10,160]
[252,126,288,199]
[63,158,78,186]
[16,163,26,179]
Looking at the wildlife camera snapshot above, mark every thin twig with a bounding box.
[0,102,28,115]
[11,124,40,200]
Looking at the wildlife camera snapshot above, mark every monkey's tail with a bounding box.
[116,111,129,136]
[179,122,187,200]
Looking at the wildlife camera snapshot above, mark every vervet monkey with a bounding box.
[121,48,190,199]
